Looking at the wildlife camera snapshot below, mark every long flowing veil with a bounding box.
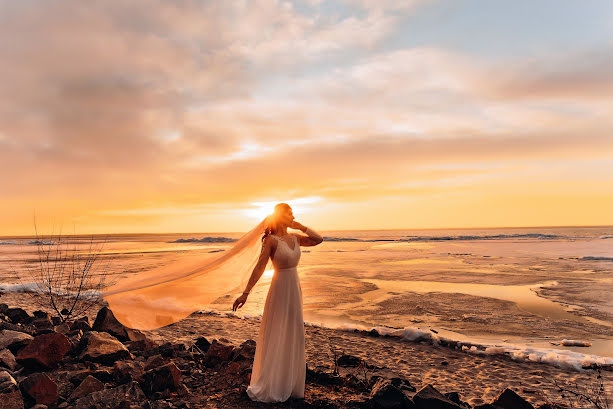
[102,216,269,330]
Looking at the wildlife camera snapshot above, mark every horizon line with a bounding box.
[2,223,612,238]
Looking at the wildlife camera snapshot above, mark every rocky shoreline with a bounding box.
[0,299,606,409]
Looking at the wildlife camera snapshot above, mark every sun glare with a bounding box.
[241,196,323,221]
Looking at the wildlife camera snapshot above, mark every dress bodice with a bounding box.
[271,234,301,270]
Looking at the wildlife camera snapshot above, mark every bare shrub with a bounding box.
[15,222,117,322]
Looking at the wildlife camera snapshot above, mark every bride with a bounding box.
[233,203,323,402]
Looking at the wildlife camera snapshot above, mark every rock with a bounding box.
[0,370,18,392]
[338,353,362,367]
[92,307,146,343]
[413,384,461,409]
[113,360,144,383]
[31,317,53,330]
[69,375,105,401]
[445,392,470,408]
[151,342,186,359]
[72,380,145,409]
[70,317,92,332]
[194,336,210,353]
[390,377,416,393]
[54,323,71,335]
[32,311,49,320]
[0,389,24,409]
[16,332,71,370]
[203,338,234,366]
[369,377,411,409]
[144,354,166,371]
[474,405,498,409]
[490,388,534,409]
[19,372,58,406]
[30,405,48,409]
[142,362,182,396]
[0,349,17,371]
[231,339,255,361]
[79,331,134,364]
[6,308,32,325]
[0,305,7,315]
[125,338,159,355]
[0,330,33,354]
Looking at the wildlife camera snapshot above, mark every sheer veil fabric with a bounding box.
[102,217,269,330]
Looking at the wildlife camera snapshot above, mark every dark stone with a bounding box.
[0,305,8,315]
[51,316,62,326]
[490,388,534,409]
[444,392,470,408]
[390,377,416,393]
[113,360,144,384]
[194,336,210,353]
[16,332,71,370]
[125,338,159,355]
[0,330,34,354]
[203,338,234,366]
[151,342,186,359]
[70,317,92,332]
[369,329,380,337]
[92,307,146,343]
[144,354,166,371]
[338,354,362,367]
[19,372,58,406]
[369,377,411,409]
[231,339,255,361]
[69,375,105,401]
[32,311,49,319]
[60,309,70,316]
[142,362,182,396]
[0,370,18,393]
[71,380,145,409]
[79,331,134,365]
[6,308,32,325]
[413,384,461,409]
[0,349,17,371]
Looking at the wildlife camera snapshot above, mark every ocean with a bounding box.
[1,226,612,369]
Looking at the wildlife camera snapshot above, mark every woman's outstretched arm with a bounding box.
[232,235,274,311]
[291,221,323,246]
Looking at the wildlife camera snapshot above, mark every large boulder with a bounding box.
[0,371,23,409]
[79,332,133,364]
[0,330,33,354]
[69,375,105,401]
[19,372,58,406]
[142,362,182,396]
[16,332,71,370]
[0,349,17,371]
[72,380,145,409]
[490,388,534,409]
[413,384,462,409]
[368,377,412,409]
[92,307,146,343]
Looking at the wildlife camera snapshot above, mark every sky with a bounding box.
[1,0,613,235]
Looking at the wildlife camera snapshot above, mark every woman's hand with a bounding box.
[233,293,248,311]
[289,220,306,232]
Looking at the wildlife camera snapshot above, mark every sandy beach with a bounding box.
[2,291,611,408]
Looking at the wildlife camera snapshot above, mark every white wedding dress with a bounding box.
[246,233,306,402]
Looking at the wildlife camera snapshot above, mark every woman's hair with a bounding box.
[262,203,291,242]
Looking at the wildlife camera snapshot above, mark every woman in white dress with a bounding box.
[232,203,323,402]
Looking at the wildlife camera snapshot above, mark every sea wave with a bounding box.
[0,281,101,300]
[197,309,613,371]
[404,233,561,241]
[580,256,613,261]
[169,237,236,243]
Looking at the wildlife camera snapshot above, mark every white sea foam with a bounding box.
[0,281,101,300]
